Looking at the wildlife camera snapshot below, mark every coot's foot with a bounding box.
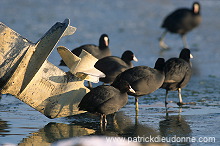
[177,102,196,106]
[177,102,184,106]
[86,86,93,90]
[159,40,171,50]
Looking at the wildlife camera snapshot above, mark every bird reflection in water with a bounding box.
[18,122,96,145]
[0,118,10,136]
[159,109,192,145]
[18,111,161,145]
[112,111,159,139]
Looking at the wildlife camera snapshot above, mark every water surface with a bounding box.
[0,0,220,145]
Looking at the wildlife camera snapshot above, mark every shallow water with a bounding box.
[1,77,219,145]
[0,0,220,145]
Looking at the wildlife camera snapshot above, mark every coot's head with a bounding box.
[179,48,193,62]
[99,34,109,47]
[121,50,138,62]
[154,58,165,72]
[192,2,200,14]
[112,80,135,93]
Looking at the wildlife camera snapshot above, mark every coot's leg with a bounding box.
[181,34,188,48]
[100,114,107,132]
[177,88,196,106]
[103,115,107,130]
[159,30,170,50]
[103,115,107,124]
[100,114,107,123]
[177,88,183,106]
[100,114,107,131]
[135,113,138,126]
[100,114,104,124]
[165,90,169,107]
[135,96,139,112]
[87,81,93,89]
[165,107,169,117]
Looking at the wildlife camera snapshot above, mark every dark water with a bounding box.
[0,0,220,145]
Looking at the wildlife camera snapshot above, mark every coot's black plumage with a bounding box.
[78,80,135,124]
[59,34,111,66]
[112,58,165,112]
[159,2,201,49]
[94,50,138,84]
[161,48,193,106]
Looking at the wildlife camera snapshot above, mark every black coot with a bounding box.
[112,58,165,112]
[161,48,193,107]
[94,50,138,84]
[159,2,201,49]
[59,34,111,66]
[78,80,135,124]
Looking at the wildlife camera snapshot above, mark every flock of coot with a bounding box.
[59,2,201,125]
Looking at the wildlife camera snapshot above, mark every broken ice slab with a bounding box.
[57,46,106,83]
[0,19,95,118]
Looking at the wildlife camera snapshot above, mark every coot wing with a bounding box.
[71,44,97,57]
[78,85,117,111]
[95,56,128,74]
[164,58,191,83]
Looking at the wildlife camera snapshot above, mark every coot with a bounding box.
[78,80,135,124]
[94,50,138,84]
[161,48,193,106]
[59,34,111,66]
[112,58,165,112]
[159,2,201,49]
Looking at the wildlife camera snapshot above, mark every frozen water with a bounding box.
[0,0,220,145]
